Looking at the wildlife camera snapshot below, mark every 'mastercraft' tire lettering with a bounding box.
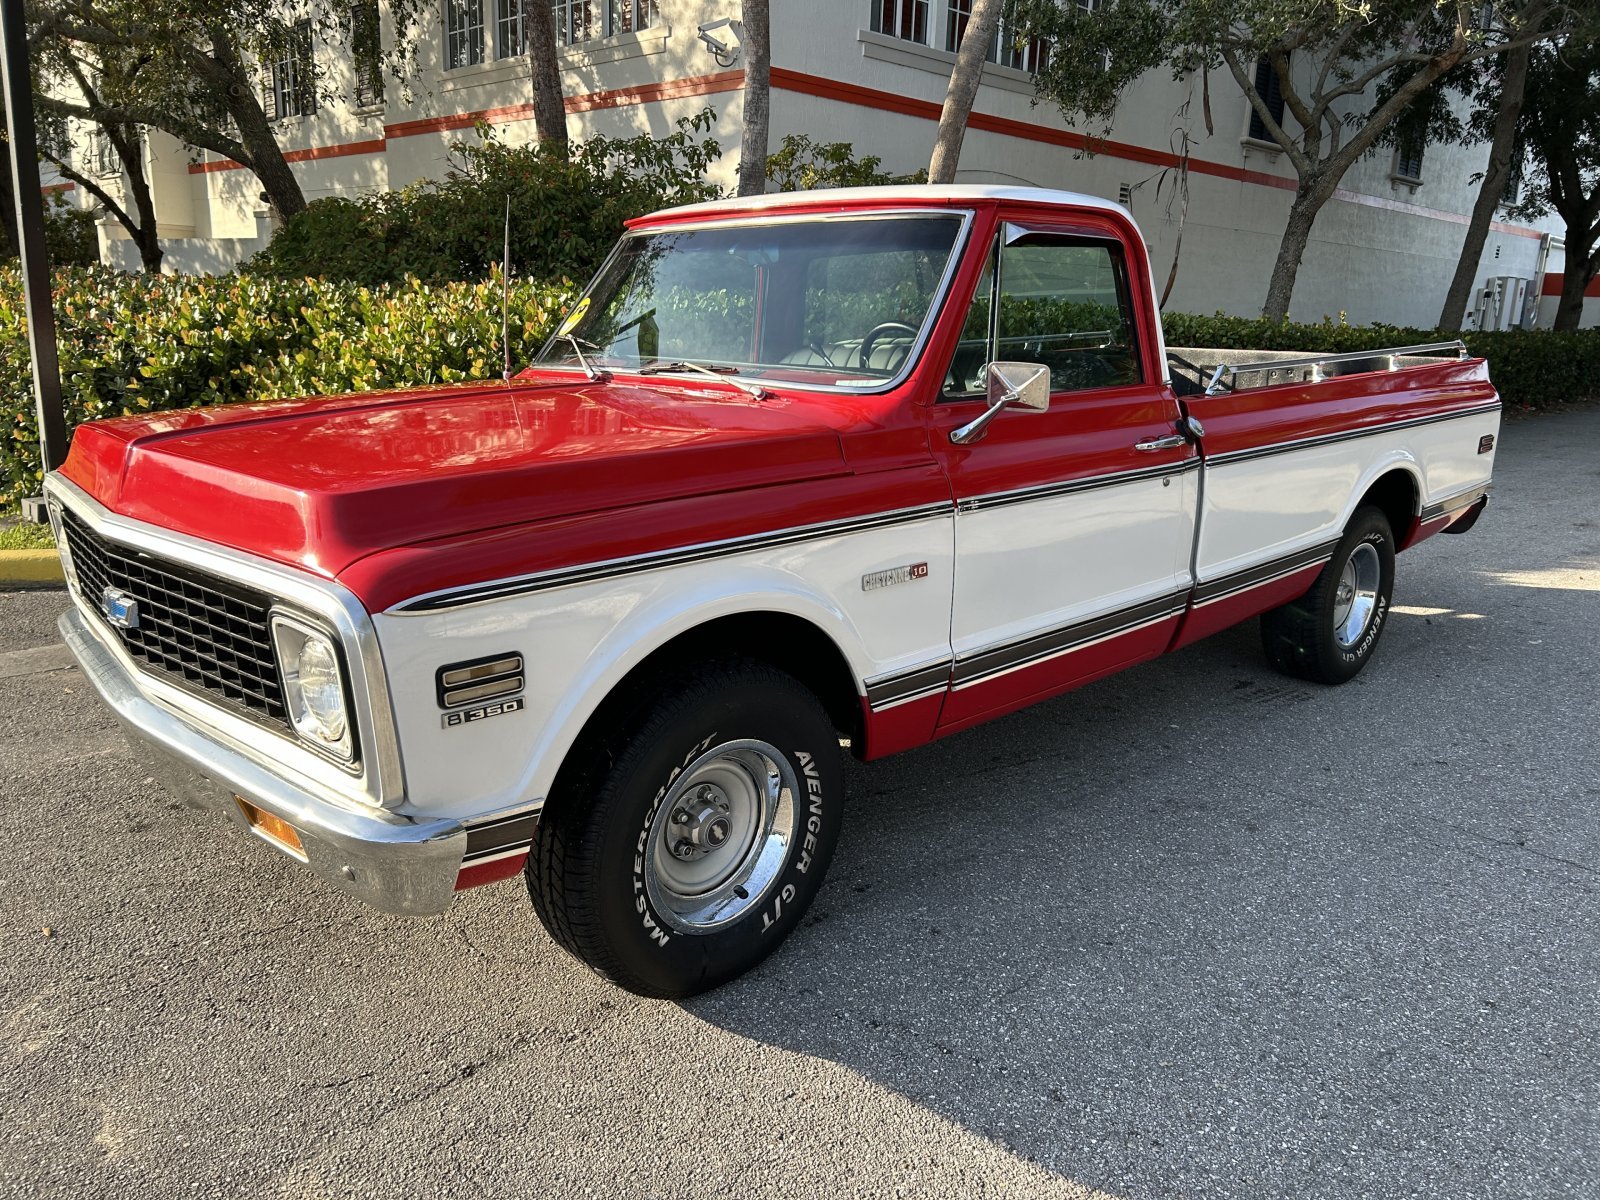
[630,733,717,950]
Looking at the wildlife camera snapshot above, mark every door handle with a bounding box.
[1134,434,1187,452]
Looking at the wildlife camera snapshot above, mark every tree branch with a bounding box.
[40,152,137,235]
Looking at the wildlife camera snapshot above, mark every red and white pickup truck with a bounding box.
[48,186,1498,997]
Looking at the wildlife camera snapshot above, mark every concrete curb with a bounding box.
[0,549,65,587]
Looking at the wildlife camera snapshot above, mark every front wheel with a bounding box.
[1260,505,1396,685]
[527,661,843,998]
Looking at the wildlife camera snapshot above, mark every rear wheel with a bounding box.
[1261,505,1396,685]
[527,660,843,998]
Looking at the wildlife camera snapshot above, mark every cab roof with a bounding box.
[634,184,1132,226]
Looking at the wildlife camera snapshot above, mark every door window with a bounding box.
[944,230,1143,398]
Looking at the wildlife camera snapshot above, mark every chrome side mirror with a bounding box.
[950,361,1050,445]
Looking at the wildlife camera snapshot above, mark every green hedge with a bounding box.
[1163,312,1600,411]
[1,266,576,510]
[244,113,722,288]
[3,267,1594,514]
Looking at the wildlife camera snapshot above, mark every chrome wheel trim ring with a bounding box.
[644,740,798,934]
[1333,541,1382,648]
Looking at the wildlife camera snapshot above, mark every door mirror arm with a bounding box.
[950,361,1050,445]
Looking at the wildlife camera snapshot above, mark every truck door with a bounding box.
[931,220,1198,732]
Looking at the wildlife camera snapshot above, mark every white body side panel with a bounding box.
[375,515,954,821]
[1197,410,1500,581]
[951,471,1196,658]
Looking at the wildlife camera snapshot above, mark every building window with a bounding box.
[271,19,317,119]
[350,0,383,106]
[551,0,656,45]
[1246,54,1289,141]
[996,14,1050,74]
[1393,139,1425,183]
[606,0,656,36]
[1501,151,1523,207]
[446,0,486,68]
[872,0,929,45]
[877,2,1049,74]
[84,128,119,177]
[496,0,528,56]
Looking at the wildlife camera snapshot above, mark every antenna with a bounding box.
[501,194,513,383]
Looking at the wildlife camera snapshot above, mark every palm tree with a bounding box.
[929,0,1006,183]
[737,0,771,196]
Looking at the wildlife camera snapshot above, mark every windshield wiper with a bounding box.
[636,359,768,400]
[560,334,608,382]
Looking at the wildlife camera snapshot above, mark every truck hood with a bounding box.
[59,378,852,576]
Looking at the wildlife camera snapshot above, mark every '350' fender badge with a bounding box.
[862,562,929,592]
[443,697,525,728]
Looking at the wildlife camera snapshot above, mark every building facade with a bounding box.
[70,1,1596,328]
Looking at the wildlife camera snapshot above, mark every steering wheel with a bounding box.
[858,322,918,371]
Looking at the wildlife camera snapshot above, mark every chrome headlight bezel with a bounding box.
[45,499,78,592]
[270,612,358,766]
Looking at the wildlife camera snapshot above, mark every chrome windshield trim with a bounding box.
[43,474,407,811]
[532,209,977,398]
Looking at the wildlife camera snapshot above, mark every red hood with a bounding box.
[59,378,852,577]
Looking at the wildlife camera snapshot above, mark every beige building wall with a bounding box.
[79,0,1582,328]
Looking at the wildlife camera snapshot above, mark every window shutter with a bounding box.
[1247,54,1288,141]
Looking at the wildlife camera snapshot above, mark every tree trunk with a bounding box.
[40,154,164,273]
[1262,175,1337,322]
[124,149,163,272]
[928,0,1005,184]
[229,96,307,220]
[193,31,306,219]
[1439,43,1532,330]
[736,0,771,196]
[1553,255,1594,331]
[0,156,17,259]
[527,1,568,160]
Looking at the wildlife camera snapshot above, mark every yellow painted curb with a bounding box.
[0,548,65,586]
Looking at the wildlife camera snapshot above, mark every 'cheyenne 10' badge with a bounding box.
[862,562,929,592]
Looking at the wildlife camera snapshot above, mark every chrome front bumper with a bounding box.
[61,607,468,916]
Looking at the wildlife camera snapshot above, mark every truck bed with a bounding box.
[1167,341,1468,397]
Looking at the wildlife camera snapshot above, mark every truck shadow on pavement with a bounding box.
[683,583,1600,1200]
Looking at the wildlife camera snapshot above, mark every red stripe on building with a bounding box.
[41,181,75,193]
[384,70,742,139]
[1540,272,1600,297]
[189,137,388,174]
[174,62,1545,245]
[768,67,1545,240]
[190,71,746,173]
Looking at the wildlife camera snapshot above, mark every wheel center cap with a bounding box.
[671,795,735,856]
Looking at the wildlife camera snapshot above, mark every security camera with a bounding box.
[697,18,742,67]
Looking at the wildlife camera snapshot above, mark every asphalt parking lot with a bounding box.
[3,408,1598,1200]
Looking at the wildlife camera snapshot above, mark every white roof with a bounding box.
[647,184,1132,223]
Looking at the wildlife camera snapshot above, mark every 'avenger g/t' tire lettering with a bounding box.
[526,660,843,999]
[1260,505,1396,685]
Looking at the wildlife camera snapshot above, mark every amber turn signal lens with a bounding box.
[235,796,306,858]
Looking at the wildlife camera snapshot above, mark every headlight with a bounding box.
[270,614,355,762]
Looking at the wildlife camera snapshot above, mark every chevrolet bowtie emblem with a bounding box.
[100,587,140,630]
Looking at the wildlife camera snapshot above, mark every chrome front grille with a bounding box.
[59,509,291,732]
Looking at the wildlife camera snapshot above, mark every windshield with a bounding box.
[534,214,966,389]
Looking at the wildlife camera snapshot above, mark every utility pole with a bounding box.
[1,0,68,519]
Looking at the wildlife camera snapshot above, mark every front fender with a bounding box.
[371,512,954,822]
